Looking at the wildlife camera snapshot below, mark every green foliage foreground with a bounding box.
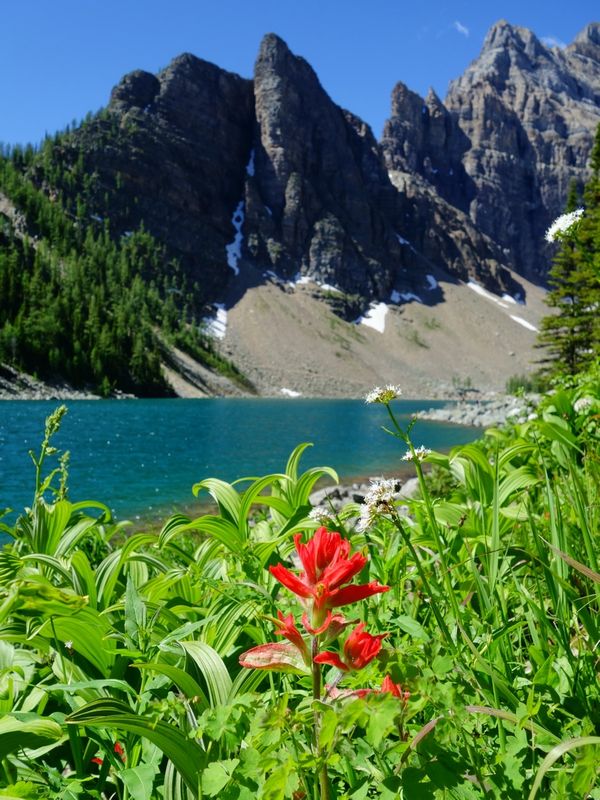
[0,367,599,798]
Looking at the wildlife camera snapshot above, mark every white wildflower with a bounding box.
[356,478,400,532]
[574,396,593,413]
[402,445,432,462]
[308,506,332,524]
[545,208,584,243]
[64,640,73,650]
[364,385,403,404]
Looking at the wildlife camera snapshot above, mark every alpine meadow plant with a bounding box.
[239,526,394,799]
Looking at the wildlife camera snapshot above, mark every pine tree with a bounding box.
[538,124,600,377]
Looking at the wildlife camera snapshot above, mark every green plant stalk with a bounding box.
[384,404,463,625]
[311,636,330,800]
[391,512,456,652]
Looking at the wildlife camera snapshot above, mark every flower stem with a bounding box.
[311,637,330,800]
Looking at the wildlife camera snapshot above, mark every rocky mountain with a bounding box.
[383,20,600,282]
[70,21,599,306]
[46,27,555,313]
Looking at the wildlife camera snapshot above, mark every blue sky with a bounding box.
[1,1,598,146]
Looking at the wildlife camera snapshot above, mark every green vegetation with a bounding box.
[504,373,547,396]
[0,361,599,797]
[538,123,600,377]
[0,129,242,397]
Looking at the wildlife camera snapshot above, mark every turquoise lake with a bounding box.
[0,399,478,524]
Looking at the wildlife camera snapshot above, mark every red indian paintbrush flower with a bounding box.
[270,527,389,622]
[314,622,387,672]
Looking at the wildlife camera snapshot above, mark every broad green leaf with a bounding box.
[498,466,539,506]
[119,764,158,800]
[192,479,241,524]
[0,714,64,758]
[238,474,287,534]
[187,515,243,553]
[133,664,209,706]
[67,699,205,793]
[538,419,580,451]
[285,443,313,482]
[45,679,136,696]
[395,615,430,642]
[260,758,298,800]
[292,466,339,508]
[37,608,115,675]
[201,759,239,796]
[179,641,232,707]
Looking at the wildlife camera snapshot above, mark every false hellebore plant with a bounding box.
[239,527,407,799]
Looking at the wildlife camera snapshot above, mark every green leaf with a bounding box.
[45,679,136,696]
[238,475,287,534]
[0,714,64,758]
[201,759,239,796]
[292,466,339,508]
[318,707,338,750]
[133,664,208,707]
[187,515,244,553]
[538,419,580,451]
[285,443,313,482]
[0,782,40,799]
[119,765,158,800]
[366,697,400,748]
[498,466,539,506]
[179,641,233,707]
[395,615,430,642]
[260,759,298,800]
[192,479,241,524]
[67,699,205,793]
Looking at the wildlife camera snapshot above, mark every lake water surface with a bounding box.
[0,399,477,523]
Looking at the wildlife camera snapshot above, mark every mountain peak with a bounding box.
[568,21,600,61]
[482,18,544,57]
[257,33,294,65]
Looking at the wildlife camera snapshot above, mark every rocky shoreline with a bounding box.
[0,363,100,401]
[0,363,535,425]
[417,394,539,428]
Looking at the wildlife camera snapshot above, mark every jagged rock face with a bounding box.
[445,20,600,280]
[382,21,600,283]
[388,168,520,297]
[381,82,474,212]
[69,55,254,300]
[245,34,404,298]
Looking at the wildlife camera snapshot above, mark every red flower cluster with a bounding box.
[270,527,388,627]
[240,528,392,680]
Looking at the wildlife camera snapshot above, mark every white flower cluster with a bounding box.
[356,478,400,532]
[545,208,584,243]
[401,445,432,462]
[308,506,332,524]
[573,396,593,413]
[364,385,403,404]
